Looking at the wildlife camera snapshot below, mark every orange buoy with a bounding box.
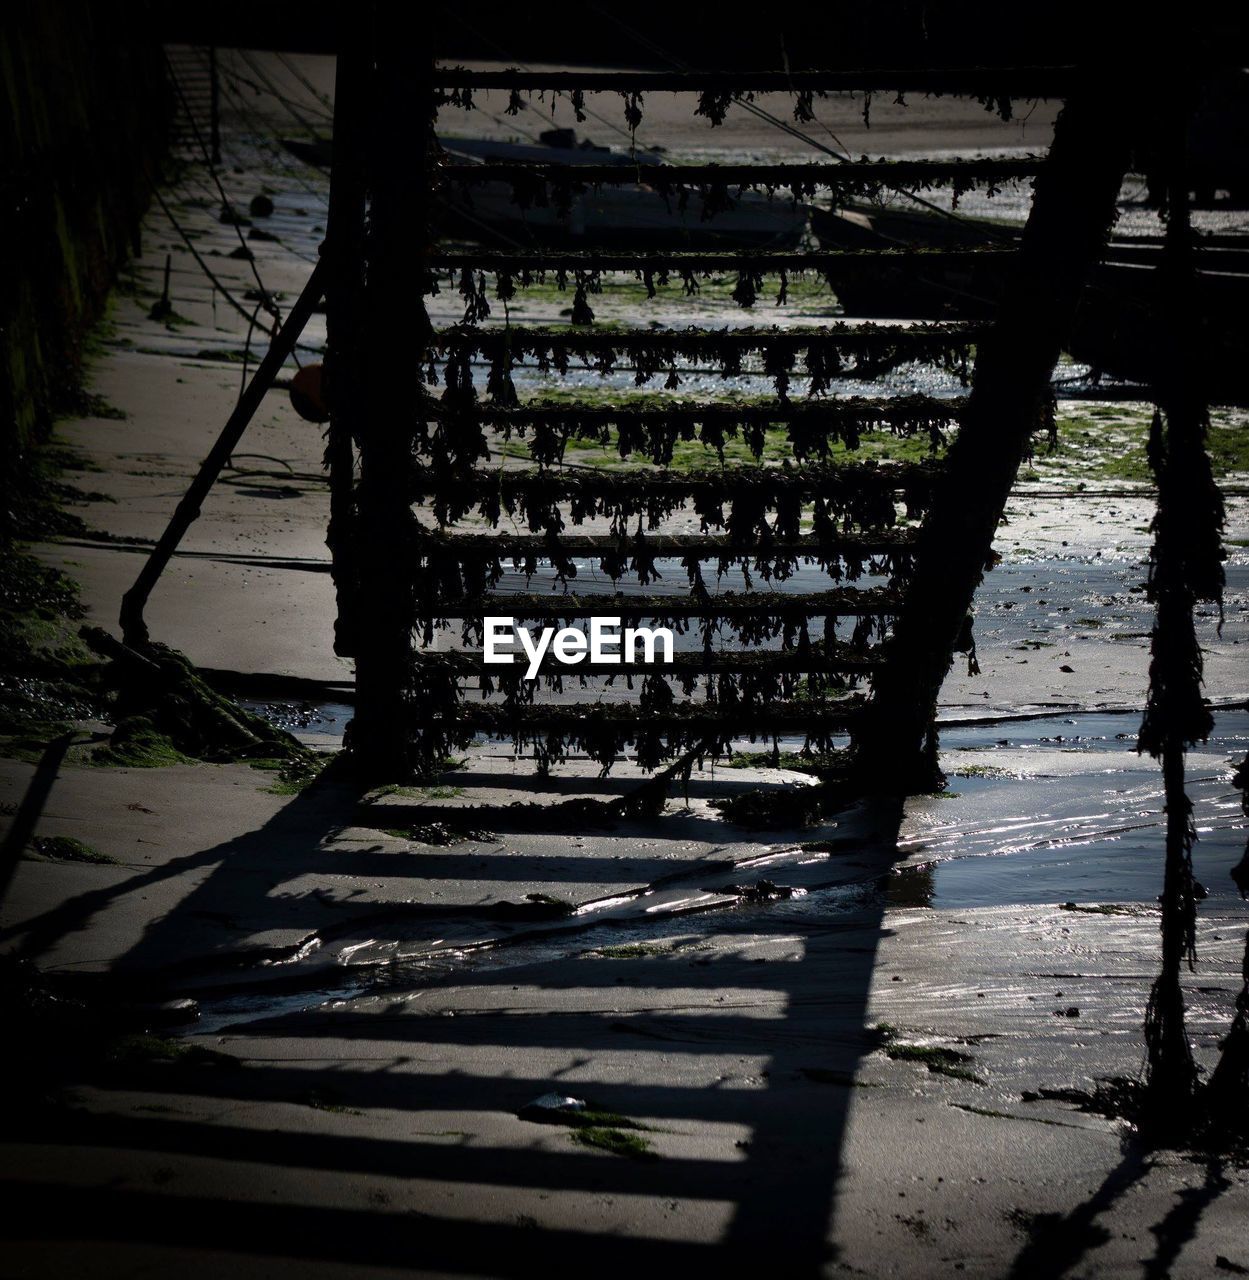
[289,363,330,423]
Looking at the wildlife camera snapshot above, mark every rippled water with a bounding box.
[898,709,1249,908]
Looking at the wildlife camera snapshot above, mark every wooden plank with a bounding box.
[430,248,1016,274]
[418,530,918,557]
[434,160,1044,189]
[414,460,941,498]
[428,701,868,734]
[428,395,966,428]
[431,322,984,352]
[435,587,903,618]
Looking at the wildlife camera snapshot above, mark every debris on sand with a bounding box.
[713,784,830,829]
[876,1025,984,1083]
[82,627,315,769]
[724,878,806,904]
[518,1093,587,1123]
[518,1094,656,1159]
[387,821,497,847]
[29,835,118,865]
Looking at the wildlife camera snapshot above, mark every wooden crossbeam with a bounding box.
[417,530,918,557]
[430,248,1017,274]
[426,700,868,734]
[434,587,903,619]
[414,460,941,498]
[430,322,984,352]
[435,160,1044,189]
[447,395,965,426]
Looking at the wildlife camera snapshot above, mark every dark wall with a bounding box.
[1,0,169,535]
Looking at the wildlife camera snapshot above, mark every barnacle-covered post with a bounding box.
[322,22,369,659]
[348,14,434,779]
[1138,103,1225,1126]
[857,74,1133,790]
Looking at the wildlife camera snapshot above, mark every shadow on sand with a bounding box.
[2,755,1240,1276]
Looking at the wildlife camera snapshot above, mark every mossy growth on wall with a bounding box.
[1,1,170,541]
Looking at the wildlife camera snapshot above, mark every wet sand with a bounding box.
[2,49,1248,1277]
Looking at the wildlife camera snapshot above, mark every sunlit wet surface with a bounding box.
[900,708,1249,908]
[195,705,1248,1034]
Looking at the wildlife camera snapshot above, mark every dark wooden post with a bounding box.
[322,26,370,659]
[348,11,434,779]
[858,76,1133,788]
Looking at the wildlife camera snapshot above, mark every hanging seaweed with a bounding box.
[695,88,736,126]
[1137,141,1226,1130]
[416,697,866,775]
[442,394,960,464]
[429,584,900,639]
[400,64,1054,780]
[411,529,915,588]
[569,282,595,326]
[431,68,1071,132]
[457,267,491,324]
[409,460,938,529]
[429,323,979,399]
[792,88,825,123]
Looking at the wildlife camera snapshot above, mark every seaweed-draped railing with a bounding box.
[327,50,1110,785]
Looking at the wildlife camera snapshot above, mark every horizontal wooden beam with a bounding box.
[414,460,941,498]
[417,530,918,557]
[435,160,1044,189]
[425,699,868,735]
[429,395,965,431]
[429,248,1018,274]
[434,587,903,618]
[430,322,984,353]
